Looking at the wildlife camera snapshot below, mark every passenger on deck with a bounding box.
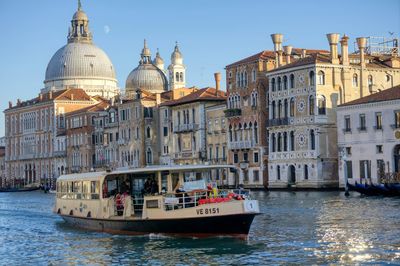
[120,178,130,195]
[150,178,159,194]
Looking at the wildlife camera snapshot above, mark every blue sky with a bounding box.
[0,0,399,134]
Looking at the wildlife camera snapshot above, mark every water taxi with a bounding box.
[54,164,260,237]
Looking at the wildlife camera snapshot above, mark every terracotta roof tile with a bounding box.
[339,85,400,107]
[161,87,226,107]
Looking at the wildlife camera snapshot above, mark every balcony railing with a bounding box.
[267,118,289,127]
[228,140,254,150]
[224,108,242,118]
[173,123,199,133]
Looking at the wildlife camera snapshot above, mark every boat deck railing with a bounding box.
[163,189,251,211]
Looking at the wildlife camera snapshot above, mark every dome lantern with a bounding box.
[68,0,92,44]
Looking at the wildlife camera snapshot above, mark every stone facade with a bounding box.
[267,33,400,188]
[337,85,400,186]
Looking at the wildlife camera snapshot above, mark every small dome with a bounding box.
[171,42,183,65]
[72,10,88,21]
[153,50,164,65]
[45,42,116,83]
[125,64,168,94]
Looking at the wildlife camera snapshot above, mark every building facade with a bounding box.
[267,33,400,188]
[337,85,400,186]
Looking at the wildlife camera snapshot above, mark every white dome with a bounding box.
[125,64,168,94]
[45,42,116,83]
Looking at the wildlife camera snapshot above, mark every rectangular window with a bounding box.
[375,112,382,130]
[346,147,351,155]
[254,152,259,163]
[359,160,371,179]
[234,153,238,164]
[209,147,212,160]
[359,114,366,131]
[346,161,353,179]
[222,146,226,161]
[243,152,248,162]
[253,170,259,182]
[215,146,219,160]
[377,159,385,179]
[376,145,383,154]
[395,111,400,128]
[345,116,351,132]
[163,127,168,137]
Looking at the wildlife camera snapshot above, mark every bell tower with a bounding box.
[168,42,186,90]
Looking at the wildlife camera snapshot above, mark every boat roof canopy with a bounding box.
[57,164,236,182]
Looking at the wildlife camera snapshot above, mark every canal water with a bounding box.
[1,191,400,265]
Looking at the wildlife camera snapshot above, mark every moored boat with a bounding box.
[347,182,400,197]
[0,186,40,193]
[54,165,260,237]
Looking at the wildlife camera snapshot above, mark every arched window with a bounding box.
[290,74,295,89]
[277,133,282,152]
[277,165,281,180]
[290,131,295,151]
[252,69,256,82]
[309,71,315,86]
[180,72,184,82]
[283,132,288,151]
[310,129,315,150]
[318,95,326,115]
[238,123,242,141]
[240,72,244,87]
[277,77,282,91]
[146,148,152,164]
[244,71,248,86]
[175,72,179,82]
[146,127,151,139]
[284,99,288,118]
[317,71,325,85]
[254,122,258,144]
[309,95,315,115]
[271,133,276,152]
[283,76,288,90]
[236,72,240,87]
[368,75,373,91]
[352,74,358,87]
[278,100,282,119]
[229,125,233,142]
[272,101,276,119]
[304,165,309,180]
[271,78,276,92]
[290,98,295,117]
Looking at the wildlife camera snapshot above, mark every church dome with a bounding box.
[45,42,116,82]
[125,64,168,93]
[125,40,168,94]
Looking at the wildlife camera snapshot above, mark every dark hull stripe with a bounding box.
[61,213,257,236]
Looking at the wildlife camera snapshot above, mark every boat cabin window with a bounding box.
[56,180,100,200]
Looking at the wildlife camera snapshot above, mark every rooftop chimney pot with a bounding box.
[214,72,221,95]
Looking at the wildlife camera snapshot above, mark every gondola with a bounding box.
[347,182,400,197]
[0,187,40,193]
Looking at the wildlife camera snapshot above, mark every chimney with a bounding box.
[340,34,349,65]
[326,33,340,64]
[356,37,367,67]
[283,45,293,65]
[39,93,43,101]
[301,49,307,58]
[49,90,53,100]
[214,72,221,95]
[110,97,115,106]
[271,33,283,67]
[8,101,12,108]
[70,93,74,101]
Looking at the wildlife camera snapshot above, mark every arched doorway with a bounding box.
[288,165,296,184]
[394,145,400,172]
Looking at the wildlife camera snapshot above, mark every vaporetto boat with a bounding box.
[54,165,260,237]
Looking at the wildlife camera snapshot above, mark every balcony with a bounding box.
[53,150,67,157]
[228,140,254,150]
[173,123,199,133]
[224,108,242,118]
[267,118,289,127]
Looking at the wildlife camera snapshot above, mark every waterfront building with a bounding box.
[266,33,400,188]
[0,140,5,188]
[161,86,226,165]
[225,50,273,188]
[3,3,120,186]
[4,89,100,186]
[337,85,400,186]
[205,99,228,186]
[65,99,109,173]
